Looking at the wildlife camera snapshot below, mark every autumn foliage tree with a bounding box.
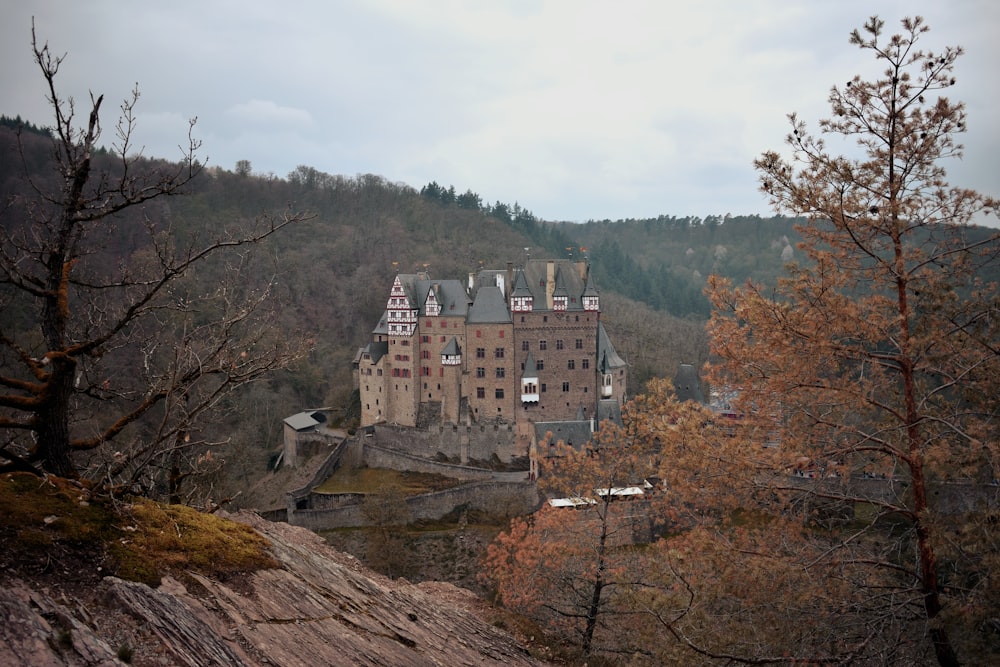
[486,16,998,666]
[482,391,714,661]
[705,16,999,665]
[0,28,310,490]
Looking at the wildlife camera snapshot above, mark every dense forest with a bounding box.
[3,117,996,499]
[0,120,707,496]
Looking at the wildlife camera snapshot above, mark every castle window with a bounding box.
[495,348,505,359]
[543,316,548,323]
[476,367,486,378]
[540,383,547,393]
[441,336,446,342]
[476,329,482,338]
[496,368,505,378]
[422,335,430,343]
[567,360,575,370]
[539,340,547,351]
[476,348,486,359]
[522,340,530,351]
[499,330,505,338]
[477,387,485,399]
[582,358,590,370]
[421,350,430,359]
[556,339,564,350]
[495,388,504,399]
[562,382,570,392]
[536,359,544,370]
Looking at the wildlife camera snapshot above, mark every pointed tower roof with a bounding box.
[582,266,599,297]
[552,266,569,298]
[511,268,533,297]
[522,351,538,377]
[597,321,626,373]
[441,337,461,357]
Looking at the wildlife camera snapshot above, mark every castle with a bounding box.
[353,259,627,461]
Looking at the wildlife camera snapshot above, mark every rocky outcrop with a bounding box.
[1,511,545,667]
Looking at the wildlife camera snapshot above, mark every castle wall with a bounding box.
[385,334,419,426]
[513,310,600,422]
[416,315,466,406]
[369,422,524,464]
[288,480,540,532]
[464,322,515,421]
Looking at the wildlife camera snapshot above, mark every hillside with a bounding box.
[5,120,995,504]
[0,123,714,503]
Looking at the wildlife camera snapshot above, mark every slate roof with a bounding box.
[597,399,623,425]
[673,363,705,403]
[414,279,470,317]
[367,341,388,364]
[511,269,533,298]
[372,311,388,335]
[441,337,461,356]
[534,420,594,451]
[522,351,538,377]
[283,411,327,432]
[597,321,627,372]
[582,270,599,298]
[467,285,512,324]
[518,260,589,311]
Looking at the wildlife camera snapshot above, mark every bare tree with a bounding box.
[0,26,311,489]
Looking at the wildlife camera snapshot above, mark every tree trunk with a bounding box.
[34,355,77,477]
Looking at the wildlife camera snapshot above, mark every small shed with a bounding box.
[282,410,330,468]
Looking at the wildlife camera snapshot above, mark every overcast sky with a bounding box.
[4,1,998,223]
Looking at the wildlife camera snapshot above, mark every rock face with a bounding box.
[0,511,545,667]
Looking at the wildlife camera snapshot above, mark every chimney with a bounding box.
[546,260,555,309]
[506,262,513,304]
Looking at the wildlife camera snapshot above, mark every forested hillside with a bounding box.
[4,117,995,501]
[0,123,705,499]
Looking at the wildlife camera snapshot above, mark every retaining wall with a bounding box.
[288,480,540,532]
[371,422,523,463]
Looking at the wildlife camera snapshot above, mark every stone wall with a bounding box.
[370,422,524,464]
[288,480,540,532]
[364,443,494,481]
